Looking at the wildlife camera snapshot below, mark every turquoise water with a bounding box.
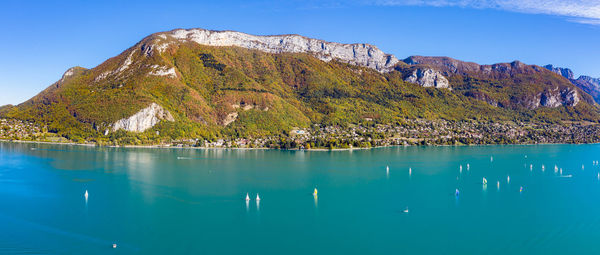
[2,142,600,254]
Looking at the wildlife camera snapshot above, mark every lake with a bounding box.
[1,141,600,254]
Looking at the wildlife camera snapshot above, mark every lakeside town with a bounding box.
[3,117,600,149]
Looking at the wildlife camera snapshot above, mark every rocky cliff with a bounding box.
[543,65,600,104]
[544,64,574,80]
[402,56,589,109]
[154,28,399,72]
[403,68,450,89]
[111,103,174,133]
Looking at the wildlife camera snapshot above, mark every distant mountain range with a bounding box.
[1,28,599,143]
[543,64,600,104]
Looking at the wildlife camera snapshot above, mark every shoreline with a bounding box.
[2,138,597,151]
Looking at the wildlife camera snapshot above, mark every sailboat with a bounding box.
[84,190,88,200]
[482,177,487,185]
[256,193,261,201]
[313,188,318,196]
[245,193,250,201]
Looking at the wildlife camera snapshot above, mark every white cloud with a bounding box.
[370,0,600,25]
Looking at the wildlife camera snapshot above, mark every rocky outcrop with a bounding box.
[544,65,574,80]
[571,76,600,104]
[404,68,450,89]
[539,87,580,108]
[543,65,600,104]
[159,28,399,72]
[111,103,174,132]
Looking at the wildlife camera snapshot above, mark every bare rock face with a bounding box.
[539,87,580,108]
[161,28,399,72]
[404,68,450,89]
[543,65,574,80]
[112,103,174,132]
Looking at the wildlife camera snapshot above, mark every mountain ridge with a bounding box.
[543,64,600,104]
[2,28,600,146]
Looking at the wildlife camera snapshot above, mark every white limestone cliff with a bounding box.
[540,88,580,107]
[111,103,174,132]
[160,28,399,72]
[404,68,450,89]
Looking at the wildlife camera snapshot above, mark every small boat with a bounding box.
[560,168,563,175]
[520,186,523,192]
[455,189,460,196]
[490,156,493,162]
[582,164,585,170]
[507,176,510,183]
[409,168,412,175]
[112,243,117,249]
[542,165,545,170]
[482,177,487,185]
[530,164,533,170]
[84,190,88,200]
[386,166,389,173]
[313,188,318,196]
[459,165,462,171]
[497,181,500,188]
[403,207,409,213]
[245,193,250,201]
[466,164,470,170]
[256,194,261,201]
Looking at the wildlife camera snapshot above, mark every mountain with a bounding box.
[543,65,574,80]
[543,65,600,104]
[404,56,590,109]
[2,28,599,144]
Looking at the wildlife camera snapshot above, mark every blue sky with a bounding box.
[1,0,599,105]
